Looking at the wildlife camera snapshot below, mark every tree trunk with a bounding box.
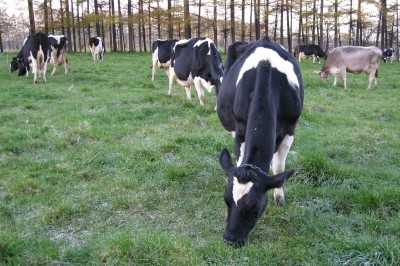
[65,0,72,51]
[356,0,362,45]
[60,0,65,35]
[119,0,124,52]
[184,0,191,38]
[312,0,316,43]
[168,0,173,38]
[157,0,161,38]
[94,0,101,36]
[334,0,338,47]
[230,0,235,43]
[298,0,302,45]
[319,0,324,47]
[264,0,269,36]
[242,0,245,41]
[213,0,218,45]
[286,0,292,52]
[87,0,91,39]
[381,0,387,49]
[44,0,49,34]
[50,0,55,34]
[77,0,82,52]
[255,0,261,40]
[279,0,283,43]
[273,1,278,41]
[148,0,152,51]
[198,0,202,37]
[112,0,117,52]
[348,0,352,45]
[71,0,76,52]
[128,0,134,52]
[28,0,35,33]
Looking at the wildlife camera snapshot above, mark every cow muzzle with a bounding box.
[223,235,247,247]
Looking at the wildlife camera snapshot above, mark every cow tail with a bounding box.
[37,46,44,71]
[375,69,378,78]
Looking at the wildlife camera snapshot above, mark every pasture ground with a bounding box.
[0,51,399,265]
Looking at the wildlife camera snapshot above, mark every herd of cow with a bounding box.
[9,32,105,83]
[8,32,395,246]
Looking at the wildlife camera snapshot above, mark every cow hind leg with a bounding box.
[193,77,205,105]
[168,68,176,97]
[271,135,294,205]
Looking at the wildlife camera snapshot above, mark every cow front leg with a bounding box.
[341,71,347,90]
[271,135,294,205]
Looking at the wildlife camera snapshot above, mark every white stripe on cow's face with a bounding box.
[232,177,253,206]
[236,47,299,88]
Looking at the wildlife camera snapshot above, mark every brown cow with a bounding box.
[318,46,382,89]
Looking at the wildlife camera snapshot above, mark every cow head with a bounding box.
[317,69,329,82]
[219,149,294,246]
[10,57,19,72]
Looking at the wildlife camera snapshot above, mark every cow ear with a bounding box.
[314,70,321,74]
[262,169,295,191]
[219,149,235,180]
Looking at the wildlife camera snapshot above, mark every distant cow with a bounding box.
[89,37,105,61]
[10,32,49,83]
[168,37,224,105]
[217,36,304,246]
[383,48,394,63]
[318,46,382,89]
[151,39,178,81]
[48,35,68,75]
[294,44,326,64]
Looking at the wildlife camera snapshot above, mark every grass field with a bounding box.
[1,50,399,265]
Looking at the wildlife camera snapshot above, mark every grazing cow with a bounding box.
[168,37,224,105]
[10,32,49,83]
[217,36,304,246]
[318,46,382,89]
[382,48,394,63]
[151,39,178,81]
[10,37,30,76]
[89,37,105,61]
[294,44,326,64]
[48,35,68,75]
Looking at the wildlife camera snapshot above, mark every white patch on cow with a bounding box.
[237,142,245,166]
[236,47,299,88]
[271,134,293,203]
[173,39,189,52]
[193,39,213,55]
[232,177,254,206]
[49,34,64,45]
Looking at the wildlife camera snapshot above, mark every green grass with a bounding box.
[1,51,399,265]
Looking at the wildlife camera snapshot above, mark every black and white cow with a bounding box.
[217,36,304,246]
[89,37,105,61]
[10,32,49,83]
[382,48,394,63]
[294,44,326,64]
[168,37,224,105]
[48,35,68,75]
[151,39,178,81]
